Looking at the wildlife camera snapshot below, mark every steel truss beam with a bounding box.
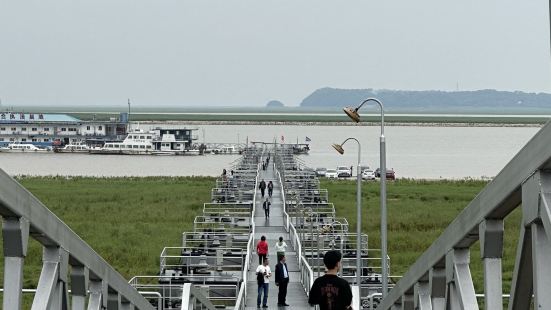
[445,249,478,310]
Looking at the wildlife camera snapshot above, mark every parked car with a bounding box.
[359,165,371,174]
[336,166,352,178]
[374,168,396,180]
[325,169,338,179]
[361,169,376,180]
[315,167,327,177]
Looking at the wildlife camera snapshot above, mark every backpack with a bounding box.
[257,268,264,284]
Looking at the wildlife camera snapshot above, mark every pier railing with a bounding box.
[0,169,154,309]
[380,121,551,309]
[233,161,260,310]
[277,166,315,297]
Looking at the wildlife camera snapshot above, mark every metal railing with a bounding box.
[0,169,154,309]
[277,168,315,296]
[233,161,260,310]
[380,122,551,309]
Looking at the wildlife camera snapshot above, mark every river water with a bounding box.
[0,124,541,179]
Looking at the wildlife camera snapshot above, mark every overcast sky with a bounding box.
[0,0,549,107]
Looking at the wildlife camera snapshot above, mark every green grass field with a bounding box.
[0,176,520,304]
[321,178,521,295]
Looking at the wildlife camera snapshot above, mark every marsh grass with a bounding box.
[0,176,215,290]
[0,176,521,306]
[321,178,521,294]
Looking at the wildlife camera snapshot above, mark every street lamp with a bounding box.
[343,98,388,297]
[331,137,362,289]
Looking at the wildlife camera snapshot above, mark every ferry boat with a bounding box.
[54,143,91,153]
[89,130,154,155]
[0,143,52,153]
[89,129,201,155]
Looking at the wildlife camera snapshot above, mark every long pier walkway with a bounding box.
[245,161,311,309]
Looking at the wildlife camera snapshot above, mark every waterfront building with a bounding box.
[0,112,128,147]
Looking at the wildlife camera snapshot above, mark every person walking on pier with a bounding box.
[256,258,271,308]
[267,181,274,197]
[275,255,290,307]
[259,179,267,198]
[274,236,287,262]
[308,250,353,310]
[256,235,268,265]
[263,198,271,219]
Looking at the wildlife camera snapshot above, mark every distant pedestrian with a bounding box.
[275,255,290,306]
[274,236,287,261]
[256,258,271,308]
[308,250,352,310]
[267,181,274,197]
[350,166,353,177]
[259,179,267,197]
[263,198,271,219]
[256,236,269,265]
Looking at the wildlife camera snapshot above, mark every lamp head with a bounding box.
[332,143,345,155]
[343,106,360,123]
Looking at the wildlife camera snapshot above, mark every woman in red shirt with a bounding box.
[256,235,268,264]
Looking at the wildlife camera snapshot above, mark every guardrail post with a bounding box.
[445,249,478,310]
[70,265,89,310]
[88,279,106,310]
[107,288,120,309]
[414,273,431,310]
[519,170,551,309]
[401,287,414,310]
[479,219,503,310]
[120,297,134,310]
[2,217,29,310]
[32,246,69,310]
[430,260,445,310]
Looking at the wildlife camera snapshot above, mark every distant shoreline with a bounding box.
[133,120,544,127]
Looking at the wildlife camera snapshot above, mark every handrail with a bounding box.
[380,121,551,308]
[0,169,153,309]
[276,167,314,295]
[233,160,260,309]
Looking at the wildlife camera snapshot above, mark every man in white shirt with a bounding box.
[256,258,271,308]
[275,255,290,306]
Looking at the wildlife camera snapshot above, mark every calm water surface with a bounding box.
[0,125,540,179]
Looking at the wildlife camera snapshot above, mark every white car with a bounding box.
[336,166,352,178]
[325,169,338,179]
[362,169,376,180]
[315,167,327,177]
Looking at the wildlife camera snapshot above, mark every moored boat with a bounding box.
[0,143,52,153]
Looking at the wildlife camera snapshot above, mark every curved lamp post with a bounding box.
[343,97,388,297]
[332,137,362,289]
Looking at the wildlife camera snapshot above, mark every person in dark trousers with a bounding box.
[263,198,271,219]
[308,250,353,310]
[275,255,290,306]
[256,236,268,265]
[267,181,274,197]
[256,258,271,308]
[259,179,266,197]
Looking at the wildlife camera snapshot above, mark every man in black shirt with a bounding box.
[308,250,353,310]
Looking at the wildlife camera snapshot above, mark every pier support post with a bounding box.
[479,219,503,310]
[32,246,69,310]
[2,217,29,310]
[70,265,89,310]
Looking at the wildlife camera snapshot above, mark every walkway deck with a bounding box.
[245,163,311,309]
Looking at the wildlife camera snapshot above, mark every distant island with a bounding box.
[300,87,551,112]
[266,100,285,108]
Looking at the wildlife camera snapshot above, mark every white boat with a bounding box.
[89,130,154,155]
[0,143,52,153]
[54,143,91,153]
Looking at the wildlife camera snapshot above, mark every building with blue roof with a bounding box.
[0,112,128,147]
